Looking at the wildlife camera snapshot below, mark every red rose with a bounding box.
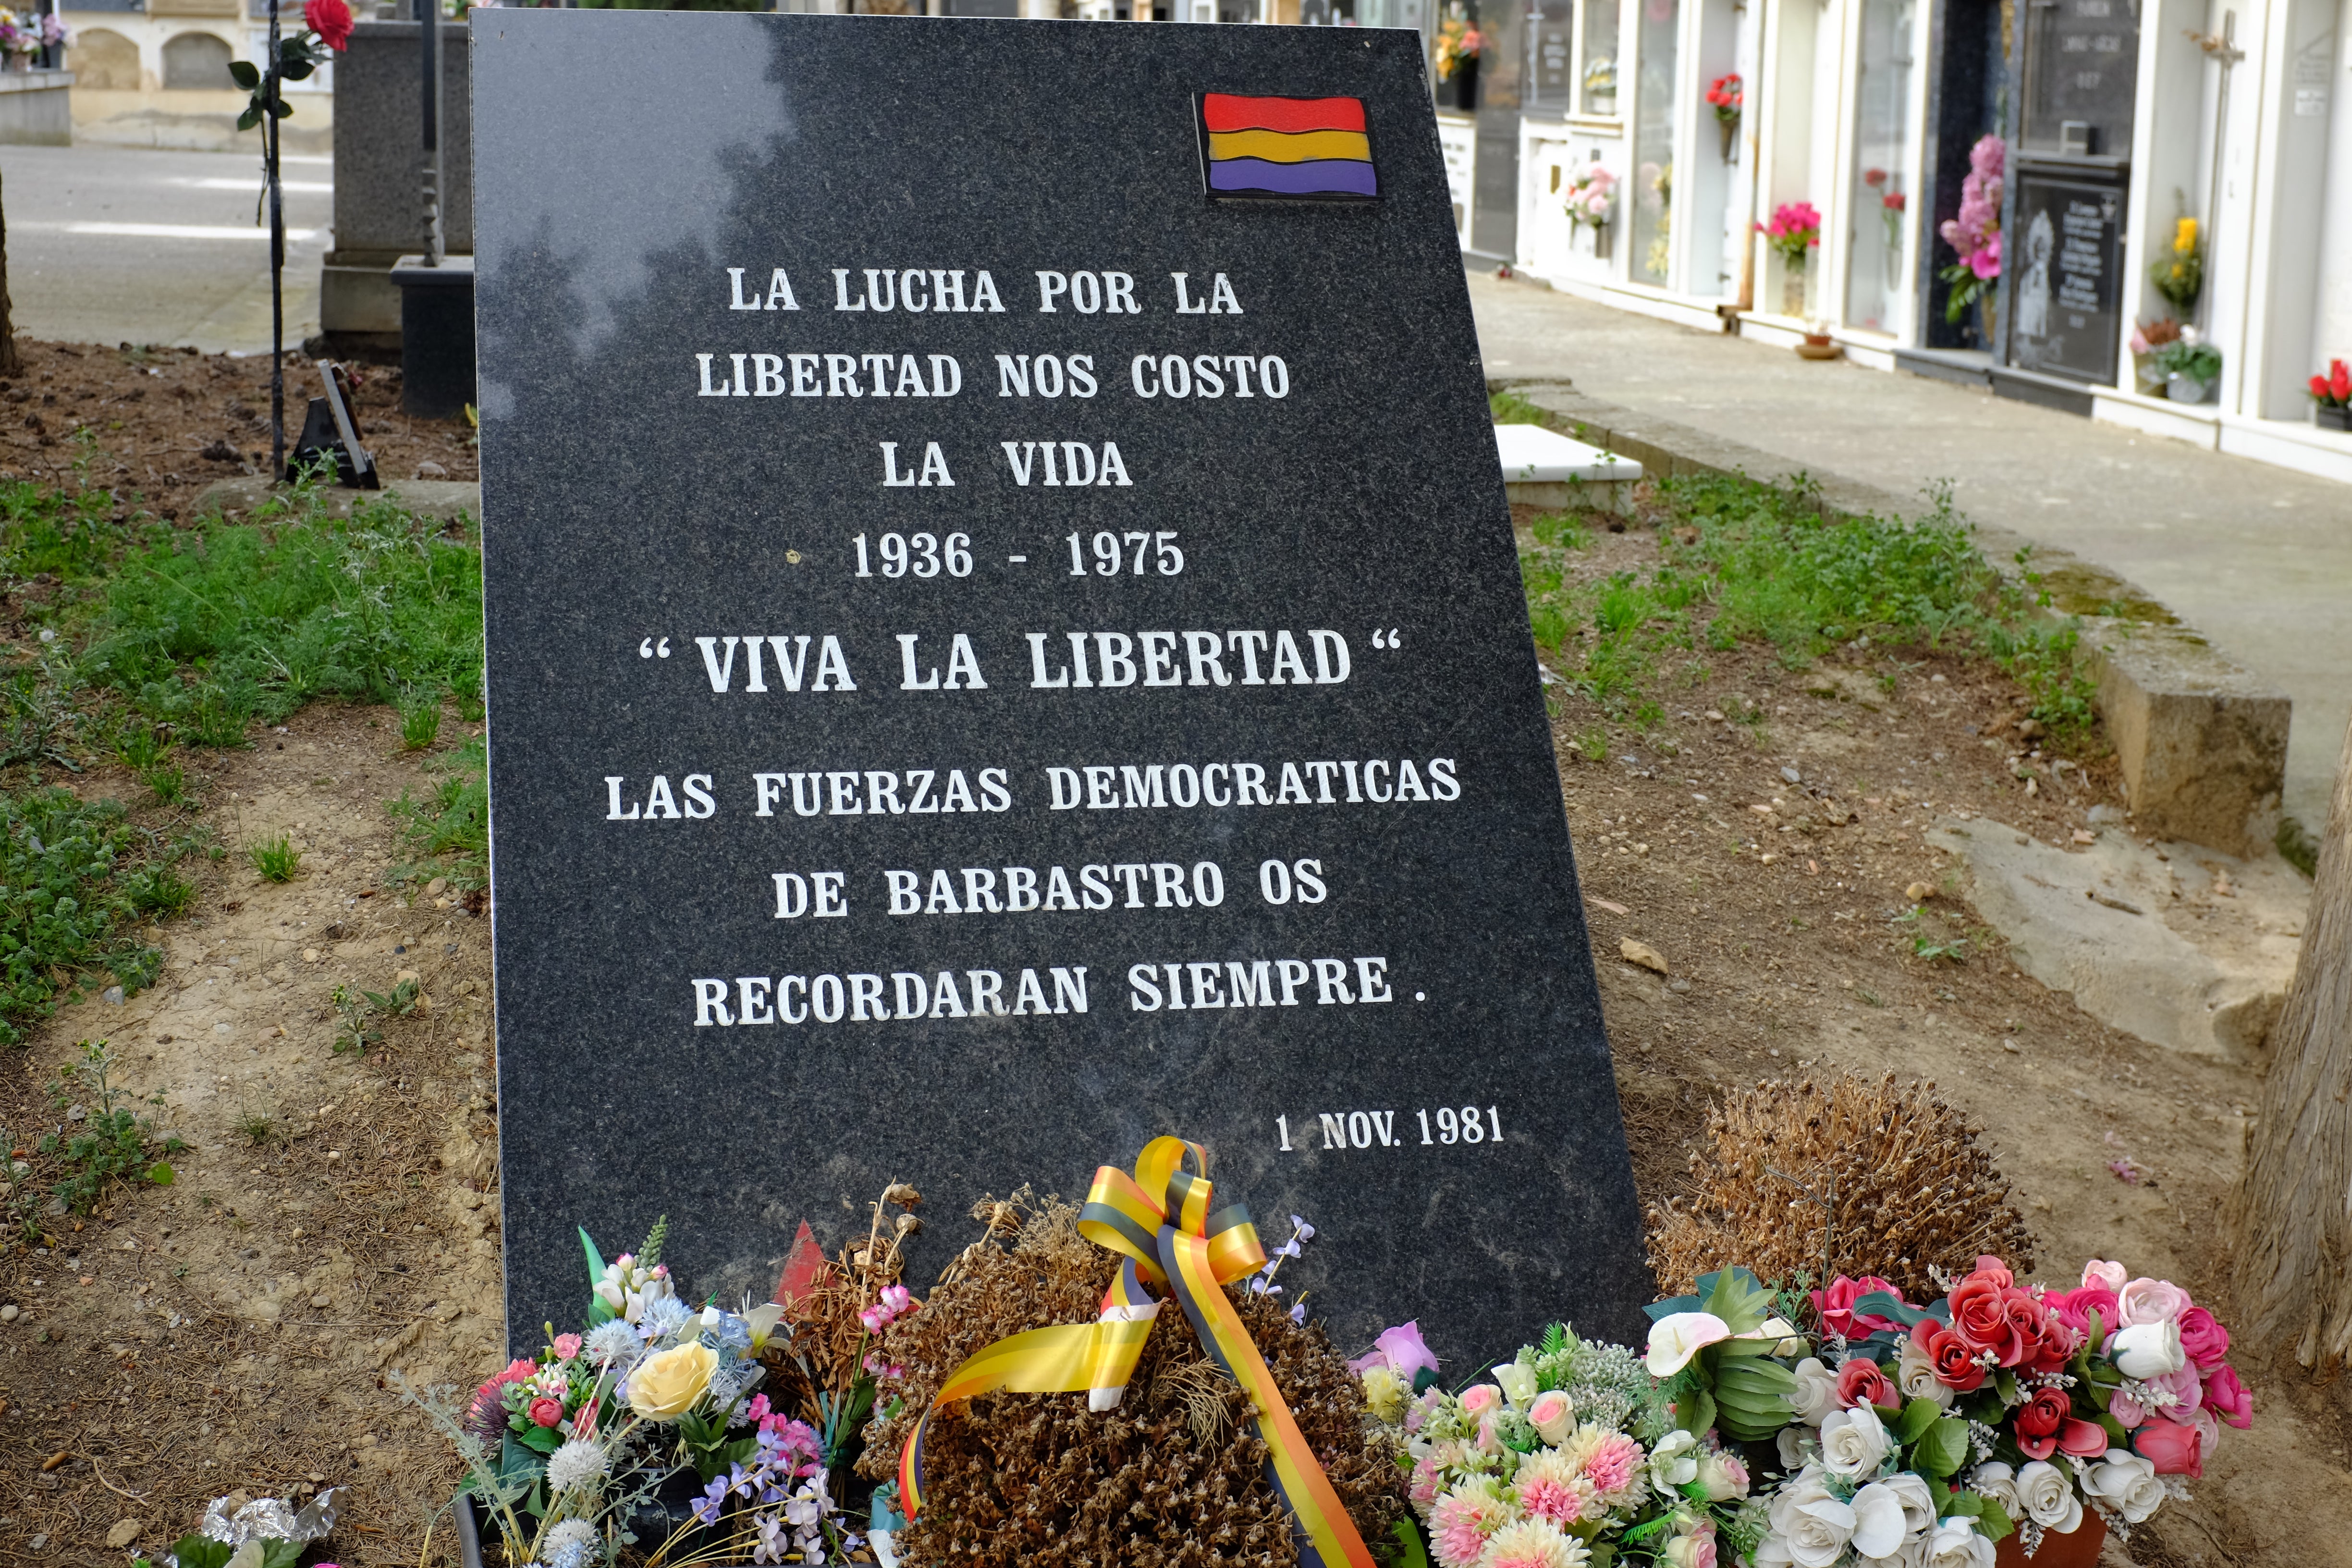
[2132,1417,2203,1477]
[1813,1275,1904,1340]
[1913,1321,1986,1392]
[2002,1293,2060,1371]
[305,0,355,52]
[2334,360,2352,402]
[1947,1274,2011,1355]
[2202,1364,2254,1428]
[2011,1384,2070,1458]
[1837,1357,1896,1410]
[528,1396,564,1429]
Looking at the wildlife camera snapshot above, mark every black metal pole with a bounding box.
[268,0,286,478]
[420,0,443,267]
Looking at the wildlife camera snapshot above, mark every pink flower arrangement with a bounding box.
[1562,162,1619,231]
[1939,133,2005,281]
[1759,202,1823,264]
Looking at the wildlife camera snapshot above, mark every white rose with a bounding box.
[1789,1356,1841,1425]
[1897,1334,1955,1409]
[1750,1531,1800,1568]
[2083,1449,2167,1524]
[1650,1427,1702,1493]
[2013,1460,2083,1533]
[1493,1360,1539,1408]
[2110,1320,2187,1380]
[1820,1402,1893,1478]
[1777,1425,1816,1471]
[1919,1518,1996,1568]
[1965,1462,2021,1520]
[1878,1472,1936,1540]
[1784,1495,1860,1568]
[1767,1465,1836,1538]
[1849,1482,1910,1560]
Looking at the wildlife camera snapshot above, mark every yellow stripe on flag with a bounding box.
[1207,128,1372,164]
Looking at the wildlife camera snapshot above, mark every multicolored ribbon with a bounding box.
[898,1137,1375,1568]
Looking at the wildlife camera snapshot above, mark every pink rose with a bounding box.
[2177,1307,2230,1368]
[2188,1404,2221,1453]
[528,1396,564,1429]
[552,1333,582,1360]
[2133,1417,2203,1478]
[1812,1275,1904,1340]
[1836,1357,1896,1409]
[1459,1383,1501,1418]
[2057,1418,2110,1458]
[2153,1364,2204,1414]
[2118,1277,2191,1326]
[2109,1387,2148,1429]
[1529,1388,1574,1444]
[2202,1364,2253,1428]
[2081,1260,2128,1294]
[2046,1286,2119,1343]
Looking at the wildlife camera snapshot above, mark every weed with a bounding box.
[238,1111,275,1146]
[250,836,301,882]
[1856,988,1884,1007]
[1574,726,1609,762]
[140,761,188,805]
[1490,389,1549,425]
[333,977,421,1055]
[2277,816,2318,879]
[391,733,487,888]
[40,1040,182,1216]
[1529,511,1590,550]
[398,688,444,751]
[0,788,184,1044]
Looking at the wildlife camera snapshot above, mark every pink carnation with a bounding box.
[1582,1432,1644,1495]
[1430,1486,1513,1568]
[1409,1454,1446,1508]
[1519,1473,1585,1525]
[551,1333,582,1360]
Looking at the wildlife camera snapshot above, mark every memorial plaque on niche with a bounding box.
[472,11,1652,1362]
[2008,168,2124,383]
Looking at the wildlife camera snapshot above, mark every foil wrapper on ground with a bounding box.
[168,1486,343,1561]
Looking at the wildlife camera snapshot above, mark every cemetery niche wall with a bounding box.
[471,10,1651,1365]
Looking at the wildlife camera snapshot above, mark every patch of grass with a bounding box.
[238,1110,275,1146]
[0,479,122,583]
[1518,471,2103,742]
[1529,511,1590,550]
[0,788,187,1045]
[399,688,444,751]
[391,733,487,888]
[2277,816,2318,879]
[73,482,484,747]
[1490,388,1549,425]
[250,836,301,882]
[333,977,421,1056]
[1573,725,1609,762]
[41,1040,183,1217]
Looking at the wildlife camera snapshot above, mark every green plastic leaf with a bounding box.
[258,1543,306,1568]
[147,1161,174,1186]
[1895,1396,1942,1444]
[2097,1412,2129,1446]
[269,98,294,119]
[1973,1498,2016,1544]
[1995,1369,2020,1406]
[517,1423,561,1454]
[236,104,262,132]
[169,1539,234,1568]
[282,60,316,82]
[228,59,260,88]
[1391,1519,1431,1568]
[1915,1416,1970,1478]
[1941,1489,1980,1517]
[1681,1385,1717,1438]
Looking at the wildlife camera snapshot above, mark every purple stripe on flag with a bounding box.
[1207,156,1378,196]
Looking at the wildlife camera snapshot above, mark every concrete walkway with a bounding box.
[0,143,332,354]
[1468,270,2352,834]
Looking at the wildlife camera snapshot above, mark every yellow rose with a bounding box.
[627,1341,717,1421]
[2174,217,2198,254]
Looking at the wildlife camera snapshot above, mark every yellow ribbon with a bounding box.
[898,1137,1374,1568]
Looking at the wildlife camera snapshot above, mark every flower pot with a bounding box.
[1781,264,1806,318]
[1992,1510,2106,1568]
[1796,335,1840,361]
[2165,372,2211,404]
[4,54,28,73]
[2316,404,2352,432]
[1717,117,1738,162]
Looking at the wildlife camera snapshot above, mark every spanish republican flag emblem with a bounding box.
[1198,93,1378,200]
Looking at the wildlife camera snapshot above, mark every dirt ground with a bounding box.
[0,502,2342,1563]
[0,705,496,1565]
[0,341,480,522]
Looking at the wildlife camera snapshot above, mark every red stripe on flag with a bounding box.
[1201,94,1367,135]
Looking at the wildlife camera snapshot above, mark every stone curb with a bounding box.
[1494,379,2290,858]
[193,476,483,525]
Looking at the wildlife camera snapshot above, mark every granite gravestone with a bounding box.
[2008,168,2124,382]
[472,10,1651,1363]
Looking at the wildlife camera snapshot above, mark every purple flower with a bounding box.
[1348,1320,1441,1381]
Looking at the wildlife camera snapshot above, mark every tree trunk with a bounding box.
[0,170,20,379]
[2231,712,2352,1376]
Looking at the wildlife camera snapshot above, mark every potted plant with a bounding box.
[2151,330,2221,404]
[2308,358,2351,431]
[2150,216,2204,319]
[1937,134,2004,344]
[1433,7,1482,110]
[1760,200,1822,318]
[1707,73,1742,161]
[1563,160,1618,258]
[2129,318,2181,396]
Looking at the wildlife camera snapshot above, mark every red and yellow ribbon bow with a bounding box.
[898,1136,1375,1568]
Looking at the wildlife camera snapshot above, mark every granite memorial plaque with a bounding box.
[2008,166,2125,383]
[473,10,1651,1362]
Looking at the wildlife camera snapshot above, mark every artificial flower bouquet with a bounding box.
[1434,10,1484,82]
[1365,1290,1785,1568]
[1760,204,1823,267]
[2307,358,2350,411]
[1564,163,1619,232]
[405,1216,874,1568]
[1749,1255,2252,1566]
[2149,217,2204,317]
[1937,135,2004,324]
[1706,74,1743,125]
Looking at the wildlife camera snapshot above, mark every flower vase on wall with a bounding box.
[1592,222,1613,260]
[2318,404,2352,432]
[1717,118,1737,163]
